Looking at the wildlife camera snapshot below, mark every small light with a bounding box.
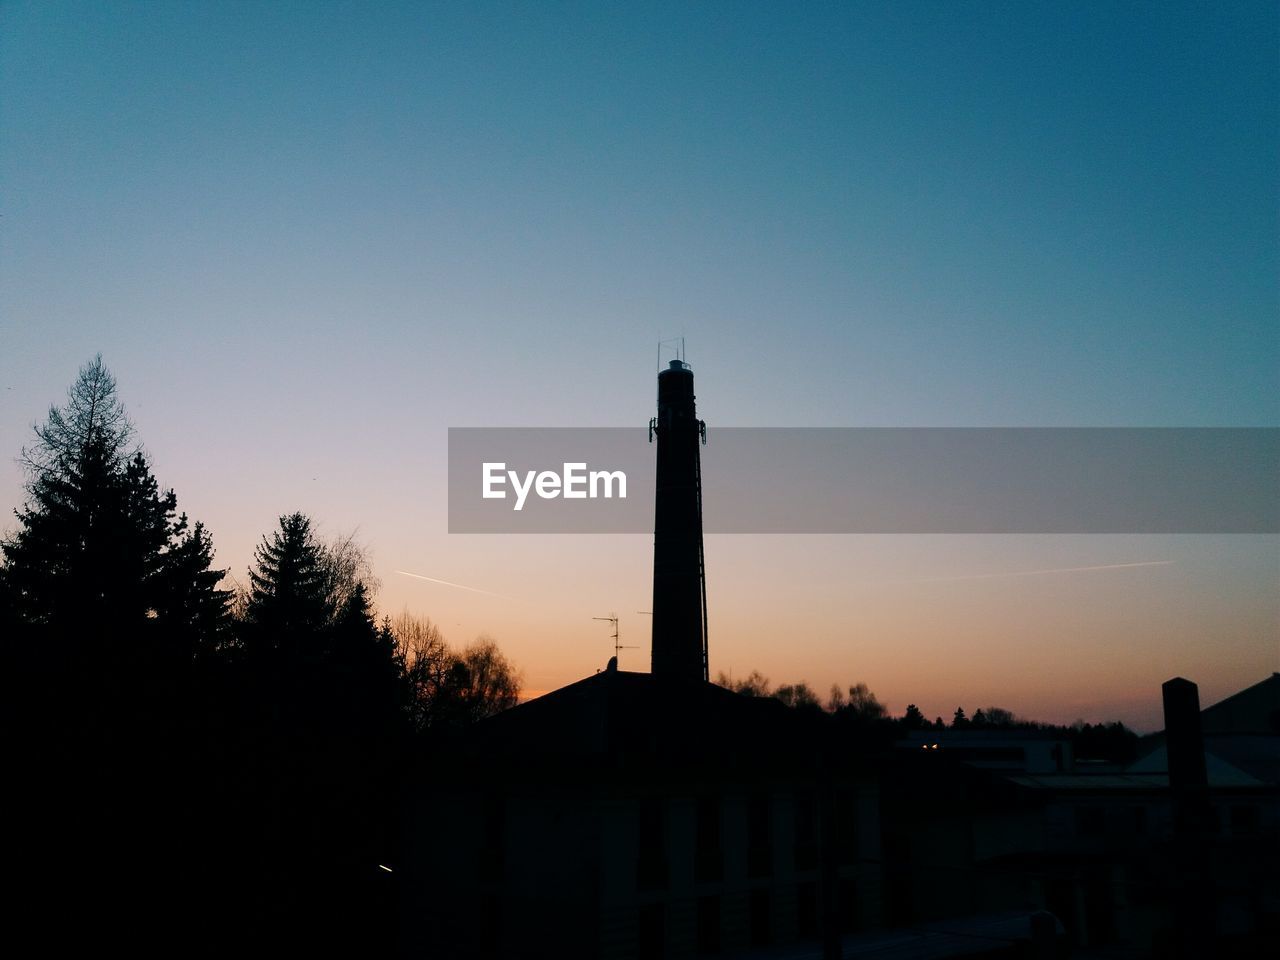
[378,864,393,873]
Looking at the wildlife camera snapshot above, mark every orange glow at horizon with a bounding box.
[352,531,1277,734]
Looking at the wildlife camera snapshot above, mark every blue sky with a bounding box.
[2,1,1276,726]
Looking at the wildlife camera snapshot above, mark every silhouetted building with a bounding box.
[404,668,883,958]
[882,676,1280,956]
[401,358,891,958]
[394,358,1280,958]
[649,358,707,682]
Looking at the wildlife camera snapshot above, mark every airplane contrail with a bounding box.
[898,560,1175,584]
[395,570,512,599]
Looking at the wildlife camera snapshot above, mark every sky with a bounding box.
[1,1,1276,730]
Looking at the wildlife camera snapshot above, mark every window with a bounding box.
[696,895,721,955]
[748,794,772,877]
[749,889,771,946]
[477,894,502,952]
[637,798,668,891]
[695,796,722,883]
[796,881,818,939]
[835,790,858,865]
[794,791,818,871]
[638,903,665,960]
[839,878,860,933]
[481,797,505,873]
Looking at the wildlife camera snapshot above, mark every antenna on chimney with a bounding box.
[657,336,686,371]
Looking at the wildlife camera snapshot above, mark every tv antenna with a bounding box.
[593,613,637,661]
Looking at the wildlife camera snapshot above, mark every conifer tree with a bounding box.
[244,512,331,652]
[155,517,233,658]
[2,357,228,660]
[2,356,139,632]
[903,703,927,730]
[2,358,232,948]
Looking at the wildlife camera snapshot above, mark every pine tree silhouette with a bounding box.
[2,357,225,661]
[155,517,232,659]
[244,512,332,656]
[2,357,234,951]
[903,703,926,730]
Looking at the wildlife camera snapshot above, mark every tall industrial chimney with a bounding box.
[650,358,708,682]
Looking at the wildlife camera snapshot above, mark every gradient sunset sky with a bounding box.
[2,1,1276,730]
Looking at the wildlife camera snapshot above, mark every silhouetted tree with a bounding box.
[844,681,887,720]
[390,614,521,729]
[6,359,142,632]
[1,357,232,950]
[981,706,1018,727]
[826,684,847,712]
[903,703,927,730]
[775,681,821,710]
[321,529,379,618]
[243,512,331,653]
[716,669,772,698]
[1070,719,1138,763]
[952,707,969,728]
[330,582,401,703]
[972,707,988,727]
[2,357,228,666]
[452,636,522,723]
[229,513,408,954]
[392,611,451,731]
[22,354,135,474]
[154,517,232,659]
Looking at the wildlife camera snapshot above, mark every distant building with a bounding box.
[882,675,1280,955]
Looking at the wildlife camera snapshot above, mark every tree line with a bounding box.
[716,670,1138,763]
[0,357,518,954]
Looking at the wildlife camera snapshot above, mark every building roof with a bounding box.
[1201,672,1280,735]
[455,667,831,776]
[1127,736,1278,787]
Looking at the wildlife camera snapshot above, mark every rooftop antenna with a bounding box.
[593,613,637,663]
[657,336,686,371]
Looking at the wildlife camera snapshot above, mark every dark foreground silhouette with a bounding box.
[4,359,1276,958]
